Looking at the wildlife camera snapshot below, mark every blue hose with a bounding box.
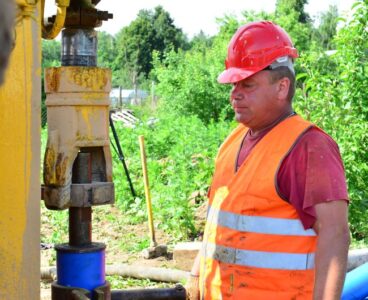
[342,262,368,300]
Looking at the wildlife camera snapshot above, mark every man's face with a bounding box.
[230,70,282,130]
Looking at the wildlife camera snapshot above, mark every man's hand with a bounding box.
[313,200,350,300]
[185,274,200,300]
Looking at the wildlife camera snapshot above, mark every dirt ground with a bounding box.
[40,204,203,299]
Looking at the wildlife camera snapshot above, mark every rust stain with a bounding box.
[44,146,69,186]
[55,153,69,184]
[44,146,57,184]
[68,67,109,90]
[81,92,109,101]
[75,131,95,142]
[45,67,60,92]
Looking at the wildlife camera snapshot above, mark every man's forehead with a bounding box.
[236,70,269,84]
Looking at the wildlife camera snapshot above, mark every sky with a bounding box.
[45,0,356,38]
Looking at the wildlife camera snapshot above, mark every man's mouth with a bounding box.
[234,106,248,112]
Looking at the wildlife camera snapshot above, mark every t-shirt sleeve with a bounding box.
[277,127,349,229]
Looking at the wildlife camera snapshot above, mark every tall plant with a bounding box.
[295,0,368,240]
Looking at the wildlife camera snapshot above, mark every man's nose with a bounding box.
[231,83,243,101]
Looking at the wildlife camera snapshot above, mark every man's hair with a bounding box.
[0,0,15,85]
[268,66,296,102]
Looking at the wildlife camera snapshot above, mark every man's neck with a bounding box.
[249,109,295,137]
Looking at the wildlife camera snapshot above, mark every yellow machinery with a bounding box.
[42,0,115,298]
[0,1,41,298]
[0,0,186,298]
[0,0,115,298]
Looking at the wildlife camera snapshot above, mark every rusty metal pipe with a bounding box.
[69,207,92,246]
[69,152,92,246]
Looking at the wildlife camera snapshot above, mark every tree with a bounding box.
[275,0,313,51]
[276,0,310,23]
[113,6,187,88]
[189,30,213,50]
[152,6,189,56]
[42,39,61,68]
[312,5,339,50]
[153,21,235,124]
[240,10,275,23]
[97,31,117,69]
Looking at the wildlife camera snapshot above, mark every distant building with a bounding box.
[110,87,149,107]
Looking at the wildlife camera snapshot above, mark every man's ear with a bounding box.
[277,77,290,102]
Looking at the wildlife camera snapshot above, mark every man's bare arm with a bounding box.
[313,200,350,300]
[185,249,202,300]
[190,251,201,276]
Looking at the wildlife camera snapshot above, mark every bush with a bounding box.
[152,33,232,124]
[111,110,234,239]
[294,0,368,241]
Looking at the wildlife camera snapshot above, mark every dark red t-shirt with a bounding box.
[236,126,349,229]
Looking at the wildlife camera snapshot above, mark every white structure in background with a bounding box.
[110,109,139,128]
[110,87,149,108]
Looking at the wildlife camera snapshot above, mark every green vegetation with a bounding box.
[41,1,368,248]
[101,6,188,89]
[111,112,234,239]
[294,0,368,240]
[107,276,171,290]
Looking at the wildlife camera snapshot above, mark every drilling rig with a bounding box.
[0,0,186,299]
[42,0,114,298]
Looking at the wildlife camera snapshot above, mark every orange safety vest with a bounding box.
[200,115,318,300]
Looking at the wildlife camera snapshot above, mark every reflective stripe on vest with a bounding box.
[208,205,316,236]
[205,242,315,270]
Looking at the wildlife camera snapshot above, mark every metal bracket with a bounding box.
[42,182,114,209]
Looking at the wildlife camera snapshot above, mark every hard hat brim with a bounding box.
[217,67,258,84]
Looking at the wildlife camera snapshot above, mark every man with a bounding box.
[186,21,350,300]
[0,0,15,85]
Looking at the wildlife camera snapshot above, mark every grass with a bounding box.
[107,276,173,290]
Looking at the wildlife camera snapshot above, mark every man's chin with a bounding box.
[235,115,250,126]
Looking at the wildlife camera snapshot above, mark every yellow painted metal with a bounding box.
[0,0,41,298]
[16,0,39,19]
[16,0,38,5]
[41,0,70,39]
[138,135,157,247]
[43,66,113,209]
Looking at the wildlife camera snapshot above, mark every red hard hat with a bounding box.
[217,21,298,84]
